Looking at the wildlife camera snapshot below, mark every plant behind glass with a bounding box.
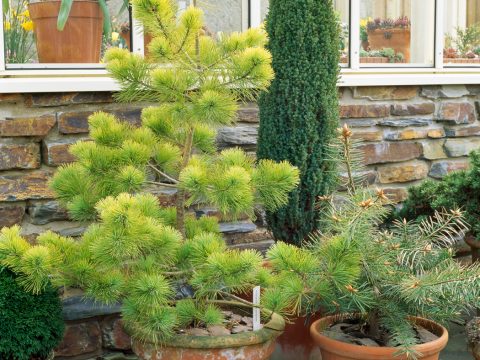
[3,2,35,63]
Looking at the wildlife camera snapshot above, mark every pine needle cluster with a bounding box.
[50,0,299,236]
[0,193,274,343]
[264,125,480,357]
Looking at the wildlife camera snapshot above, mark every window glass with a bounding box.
[196,0,245,35]
[3,0,132,66]
[359,0,434,66]
[444,0,480,66]
[336,0,350,66]
[254,0,349,66]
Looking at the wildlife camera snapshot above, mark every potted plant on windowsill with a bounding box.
[265,126,480,360]
[443,25,480,64]
[27,0,128,63]
[359,47,405,64]
[366,16,411,62]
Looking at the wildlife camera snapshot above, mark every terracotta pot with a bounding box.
[310,314,448,360]
[28,0,103,63]
[144,33,153,57]
[120,30,131,51]
[271,314,322,360]
[444,58,480,64]
[360,57,389,64]
[465,233,480,263]
[361,40,369,51]
[367,28,411,62]
[132,313,285,360]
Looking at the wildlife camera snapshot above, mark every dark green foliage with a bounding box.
[395,150,480,241]
[257,0,341,245]
[0,269,64,360]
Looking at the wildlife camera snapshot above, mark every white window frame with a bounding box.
[0,0,480,93]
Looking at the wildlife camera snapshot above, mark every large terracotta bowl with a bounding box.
[132,313,285,360]
[310,314,448,360]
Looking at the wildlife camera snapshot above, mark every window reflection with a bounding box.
[444,0,480,65]
[359,0,434,66]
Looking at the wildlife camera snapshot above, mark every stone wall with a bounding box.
[338,85,480,202]
[1,84,480,358]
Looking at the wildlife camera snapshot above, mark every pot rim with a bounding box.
[133,312,285,349]
[310,314,448,358]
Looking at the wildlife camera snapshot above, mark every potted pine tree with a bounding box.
[0,194,287,360]
[0,0,300,358]
[265,126,480,360]
[28,0,128,62]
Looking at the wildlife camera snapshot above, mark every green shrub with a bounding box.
[0,269,64,360]
[257,0,341,246]
[394,150,480,242]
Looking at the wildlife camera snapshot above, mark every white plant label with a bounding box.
[252,286,261,331]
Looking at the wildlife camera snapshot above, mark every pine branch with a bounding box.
[146,181,178,188]
[148,163,179,183]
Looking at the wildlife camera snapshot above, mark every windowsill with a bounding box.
[1,68,480,93]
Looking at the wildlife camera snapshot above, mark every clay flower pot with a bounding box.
[28,0,104,63]
[132,313,285,360]
[310,314,448,360]
[272,314,322,360]
[465,233,480,263]
[367,28,411,62]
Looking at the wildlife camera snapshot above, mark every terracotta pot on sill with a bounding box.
[367,28,411,62]
[132,313,285,360]
[310,314,448,360]
[28,0,103,63]
[444,58,480,64]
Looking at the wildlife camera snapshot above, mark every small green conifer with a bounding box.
[51,0,299,237]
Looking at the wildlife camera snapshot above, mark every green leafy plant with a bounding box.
[264,126,480,358]
[0,268,64,360]
[0,0,299,345]
[3,2,35,63]
[453,23,480,56]
[394,151,480,244]
[256,0,341,246]
[360,47,404,63]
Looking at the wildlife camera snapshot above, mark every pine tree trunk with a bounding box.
[368,311,381,341]
[176,127,194,238]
